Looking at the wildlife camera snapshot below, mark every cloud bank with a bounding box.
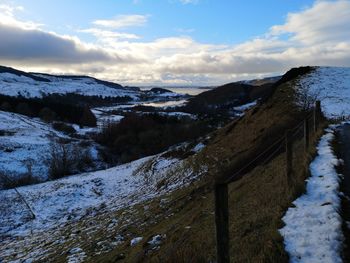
[1,1,350,85]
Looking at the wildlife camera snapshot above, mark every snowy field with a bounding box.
[0,72,139,99]
[298,67,350,119]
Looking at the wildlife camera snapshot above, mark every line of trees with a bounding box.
[95,113,211,164]
[0,93,96,126]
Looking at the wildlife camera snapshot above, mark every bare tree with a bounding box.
[295,82,321,112]
[48,140,72,179]
[47,138,93,179]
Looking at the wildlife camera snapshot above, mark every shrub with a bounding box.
[0,101,12,111]
[52,122,76,134]
[39,107,57,122]
[48,141,72,179]
[80,105,97,127]
[47,140,93,179]
[0,159,38,189]
[16,102,33,116]
[1,173,39,189]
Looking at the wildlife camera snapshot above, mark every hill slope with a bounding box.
[297,66,350,119]
[183,78,278,115]
[0,66,139,99]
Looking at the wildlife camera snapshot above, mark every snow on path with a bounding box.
[280,127,343,263]
[298,67,350,119]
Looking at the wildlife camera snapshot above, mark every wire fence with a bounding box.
[214,101,322,263]
[0,173,36,221]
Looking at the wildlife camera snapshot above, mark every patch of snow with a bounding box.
[157,111,196,119]
[130,237,143,246]
[297,67,350,119]
[233,101,257,112]
[148,234,165,246]
[139,99,188,108]
[90,109,124,130]
[192,142,205,153]
[69,247,83,254]
[67,247,86,263]
[280,126,343,263]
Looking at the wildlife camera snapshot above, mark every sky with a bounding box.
[0,0,349,86]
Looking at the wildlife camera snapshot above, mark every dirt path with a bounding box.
[335,124,350,262]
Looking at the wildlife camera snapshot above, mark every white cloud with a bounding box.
[270,0,350,45]
[0,24,121,64]
[0,6,137,66]
[0,4,42,30]
[179,0,198,4]
[92,14,148,29]
[1,1,350,86]
[79,28,140,46]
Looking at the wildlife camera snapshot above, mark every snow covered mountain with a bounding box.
[0,66,140,99]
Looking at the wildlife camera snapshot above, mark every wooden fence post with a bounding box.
[285,130,293,180]
[304,118,309,153]
[314,100,321,132]
[215,183,230,263]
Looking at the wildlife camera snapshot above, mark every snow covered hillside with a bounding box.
[0,66,188,101]
[0,72,140,99]
[0,110,102,183]
[297,67,350,119]
[0,147,207,262]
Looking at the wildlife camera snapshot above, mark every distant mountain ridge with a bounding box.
[0,65,142,99]
[241,76,282,86]
[0,65,51,82]
[0,65,128,89]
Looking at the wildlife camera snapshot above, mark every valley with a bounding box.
[1,65,350,263]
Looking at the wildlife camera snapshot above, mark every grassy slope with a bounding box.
[90,68,325,263]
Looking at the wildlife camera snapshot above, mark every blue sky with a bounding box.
[0,0,349,85]
[7,0,315,44]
